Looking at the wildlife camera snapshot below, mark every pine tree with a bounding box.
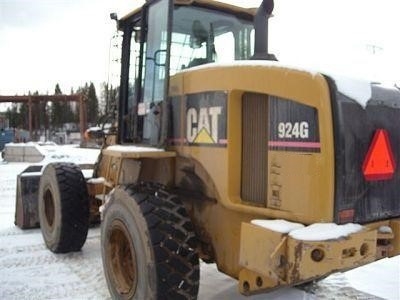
[49,83,74,130]
[100,82,118,117]
[87,82,99,125]
[68,87,79,123]
[6,104,19,128]
[19,102,29,129]
[51,83,63,130]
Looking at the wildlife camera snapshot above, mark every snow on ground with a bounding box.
[37,143,100,165]
[0,146,399,300]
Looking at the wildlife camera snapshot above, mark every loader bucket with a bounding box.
[15,165,43,229]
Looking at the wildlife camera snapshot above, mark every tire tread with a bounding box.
[125,183,200,299]
[41,163,89,253]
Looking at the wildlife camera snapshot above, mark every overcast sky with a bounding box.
[0,0,399,104]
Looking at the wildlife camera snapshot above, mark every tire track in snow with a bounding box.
[0,237,98,269]
[1,280,90,300]
[0,229,110,299]
[0,243,45,257]
[60,237,111,299]
[0,227,40,237]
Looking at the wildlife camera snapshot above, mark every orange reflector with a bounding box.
[362,129,396,181]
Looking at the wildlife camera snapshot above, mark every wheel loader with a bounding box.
[15,0,400,298]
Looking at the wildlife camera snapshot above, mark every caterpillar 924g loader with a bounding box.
[15,0,400,298]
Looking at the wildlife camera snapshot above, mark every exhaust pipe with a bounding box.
[252,0,277,60]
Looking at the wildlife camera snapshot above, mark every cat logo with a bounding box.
[185,92,227,147]
[187,106,222,143]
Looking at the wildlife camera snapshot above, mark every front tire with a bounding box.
[101,183,199,299]
[38,162,89,253]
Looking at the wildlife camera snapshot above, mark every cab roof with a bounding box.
[119,0,257,27]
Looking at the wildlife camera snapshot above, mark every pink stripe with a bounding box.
[169,138,185,142]
[268,141,321,148]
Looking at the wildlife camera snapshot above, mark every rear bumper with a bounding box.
[364,218,400,259]
[238,218,399,295]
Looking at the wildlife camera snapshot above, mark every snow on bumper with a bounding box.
[238,220,384,295]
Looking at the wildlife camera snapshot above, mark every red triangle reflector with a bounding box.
[362,129,396,181]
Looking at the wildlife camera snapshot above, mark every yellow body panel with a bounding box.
[173,62,334,223]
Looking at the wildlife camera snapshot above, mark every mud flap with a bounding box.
[15,165,43,229]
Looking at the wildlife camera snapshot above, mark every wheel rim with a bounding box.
[43,188,55,229]
[107,219,138,297]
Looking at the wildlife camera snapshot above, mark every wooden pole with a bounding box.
[28,97,33,141]
[79,95,87,145]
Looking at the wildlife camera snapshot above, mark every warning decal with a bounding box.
[186,92,227,147]
[362,129,396,181]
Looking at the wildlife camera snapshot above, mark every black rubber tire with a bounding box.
[38,162,89,253]
[101,183,199,300]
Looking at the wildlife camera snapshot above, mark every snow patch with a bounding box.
[40,145,99,165]
[251,219,305,234]
[289,223,363,241]
[87,177,105,184]
[4,143,99,165]
[20,171,42,177]
[330,74,372,108]
[87,126,102,131]
[378,225,393,234]
[81,169,94,179]
[4,141,55,147]
[251,220,364,242]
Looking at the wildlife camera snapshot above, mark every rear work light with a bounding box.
[362,129,396,181]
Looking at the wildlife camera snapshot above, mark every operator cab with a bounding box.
[116,0,265,146]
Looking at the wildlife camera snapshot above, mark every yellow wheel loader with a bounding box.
[15,0,400,298]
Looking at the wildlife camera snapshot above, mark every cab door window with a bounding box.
[140,0,171,144]
[142,0,170,103]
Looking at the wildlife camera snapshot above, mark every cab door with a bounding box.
[118,0,173,145]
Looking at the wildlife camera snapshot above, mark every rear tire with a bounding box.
[38,162,89,253]
[101,183,199,299]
